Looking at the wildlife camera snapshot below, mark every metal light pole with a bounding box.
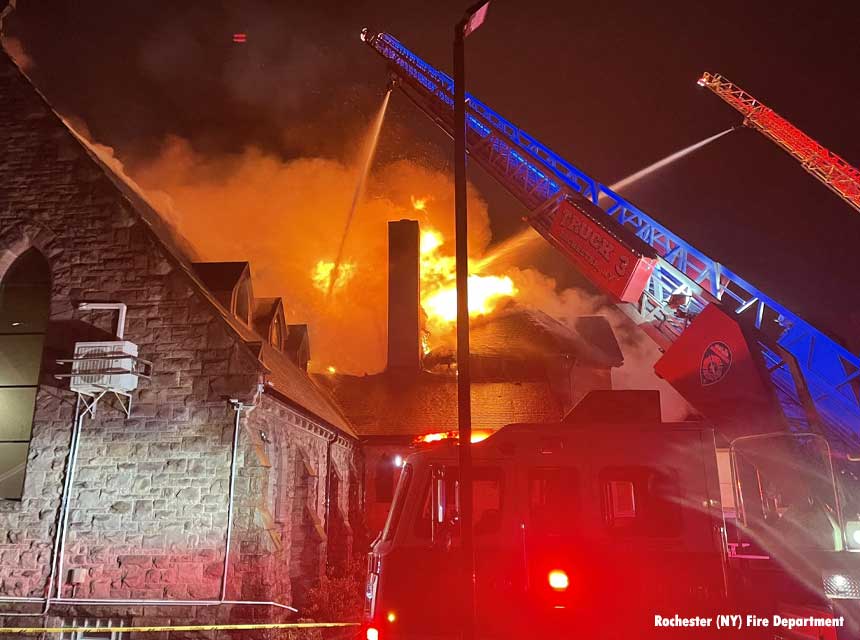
[454,3,489,639]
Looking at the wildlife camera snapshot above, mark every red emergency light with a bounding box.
[232,33,247,43]
[413,430,493,445]
[548,569,569,591]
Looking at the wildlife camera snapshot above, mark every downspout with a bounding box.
[323,431,338,537]
[0,393,300,617]
[221,398,248,601]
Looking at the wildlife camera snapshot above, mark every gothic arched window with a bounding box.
[0,249,50,499]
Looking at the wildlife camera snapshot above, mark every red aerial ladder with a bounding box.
[698,72,860,215]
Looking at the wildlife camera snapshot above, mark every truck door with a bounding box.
[728,432,860,634]
[408,464,510,634]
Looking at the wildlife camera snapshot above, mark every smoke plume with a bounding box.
[60,112,691,417]
[129,136,492,375]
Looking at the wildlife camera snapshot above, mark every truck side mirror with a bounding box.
[431,465,458,550]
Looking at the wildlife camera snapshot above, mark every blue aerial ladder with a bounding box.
[360,29,860,450]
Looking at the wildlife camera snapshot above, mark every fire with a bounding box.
[413,429,494,445]
[422,274,516,323]
[420,229,443,254]
[312,259,355,293]
[418,218,517,332]
[411,195,428,211]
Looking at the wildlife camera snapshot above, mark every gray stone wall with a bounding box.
[239,395,358,606]
[0,48,359,625]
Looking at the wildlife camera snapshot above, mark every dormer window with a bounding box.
[271,313,284,351]
[252,297,287,352]
[234,276,252,326]
[191,261,254,326]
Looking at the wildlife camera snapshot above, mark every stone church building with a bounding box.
[0,43,361,631]
[0,28,629,634]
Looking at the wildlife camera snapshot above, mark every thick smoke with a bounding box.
[501,267,693,420]
[59,109,691,417]
[129,136,492,375]
[121,132,691,416]
[1,35,32,71]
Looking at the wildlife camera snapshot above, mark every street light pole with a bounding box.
[454,3,489,639]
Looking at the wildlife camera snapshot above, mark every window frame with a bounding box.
[0,248,51,501]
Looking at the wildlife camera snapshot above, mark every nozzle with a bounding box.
[360,27,369,42]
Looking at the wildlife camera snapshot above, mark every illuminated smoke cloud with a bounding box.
[128,136,492,375]
[1,35,33,71]
[55,116,691,417]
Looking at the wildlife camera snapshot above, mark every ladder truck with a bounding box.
[697,72,860,216]
[359,29,860,639]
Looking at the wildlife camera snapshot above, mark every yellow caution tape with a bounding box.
[0,622,359,634]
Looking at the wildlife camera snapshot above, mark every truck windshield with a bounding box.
[382,463,413,542]
[732,433,843,552]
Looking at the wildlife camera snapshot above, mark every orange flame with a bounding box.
[312,259,355,293]
[416,207,516,337]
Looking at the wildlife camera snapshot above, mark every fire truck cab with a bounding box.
[365,392,728,638]
[364,392,860,639]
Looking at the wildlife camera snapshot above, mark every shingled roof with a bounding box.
[323,306,622,438]
[467,307,623,367]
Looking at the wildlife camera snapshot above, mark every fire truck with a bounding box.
[358,29,860,640]
[363,392,860,639]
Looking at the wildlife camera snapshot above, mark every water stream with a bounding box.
[327,89,392,296]
[477,127,736,271]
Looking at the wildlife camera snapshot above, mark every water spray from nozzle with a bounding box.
[477,127,737,270]
[326,88,393,298]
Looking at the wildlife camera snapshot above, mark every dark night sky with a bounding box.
[5,0,860,349]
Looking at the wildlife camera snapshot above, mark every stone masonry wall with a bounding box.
[239,394,358,607]
[0,48,359,625]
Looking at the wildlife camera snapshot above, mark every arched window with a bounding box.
[0,249,50,500]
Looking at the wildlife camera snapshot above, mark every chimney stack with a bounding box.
[387,220,422,372]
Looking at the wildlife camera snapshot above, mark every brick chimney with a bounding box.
[387,220,422,372]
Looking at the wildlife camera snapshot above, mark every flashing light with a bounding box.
[416,431,451,444]
[696,75,707,87]
[394,455,404,468]
[548,569,569,591]
[413,430,493,445]
[387,611,396,623]
[366,626,379,640]
[832,575,850,592]
[232,33,247,43]
[846,521,860,549]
